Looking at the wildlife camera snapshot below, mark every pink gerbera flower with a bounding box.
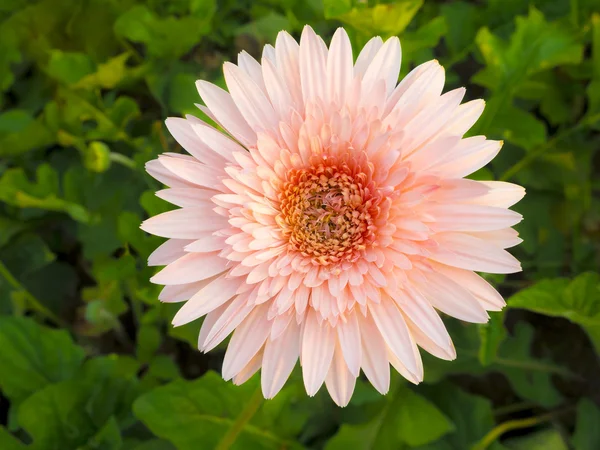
[141,26,524,406]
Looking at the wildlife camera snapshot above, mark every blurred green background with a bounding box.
[1,0,599,449]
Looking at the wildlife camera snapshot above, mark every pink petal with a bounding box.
[172,274,242,326]
[222,303,270,380]
[299,25,327,103]
[325,344,357,407]
[150,252,228,285]
[429,232,522,274]
[196,80,256,147]
[302,310,335,396]
[141,208,226,239]
[336,312,361,377]
[148,239,194,266]
[261,319,300,399]
[358,312,390,394]
[369,299,421,380]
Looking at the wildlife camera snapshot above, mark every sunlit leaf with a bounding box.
[508,272,600,354]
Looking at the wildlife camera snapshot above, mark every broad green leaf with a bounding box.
[395,386,454,447]
[0,317,84,402]
[323,0,352,18]
[0,216,26,248]
[496,323,562,407]
[488,102,547,150]
[18,382,104,449]
[134,371,303,450]
[326,384,453,449]
[572,399,600,450]
[114,5,214,59]
[504,428,568,450]
[337,0,423,38]
[0,233,54,279]
[508,272,600,353]
[46,51,95,85]
[401,16,447,69]
[137,324,162,363]
[441,1,480,56]
[0,112,54,157]
[416,384,497,450]
[236,12,292,43]
[132,440,176,450]
[18,355,141,450]
[167,73,201,115]
[0,109,32,134]
[82,417,122,450]
[474,7,583,92]
[0,427,26,449]
[478,311,507,366]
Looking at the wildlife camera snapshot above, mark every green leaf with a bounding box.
[17,355,141,449]
[0,112,54,157]
[0,317,84,403]
[0,165,90,222]
[478,311,507,366]
[496,323,562,407]
[489,102,547,150]
[134,371,302,450]
[46,51,95,85]
[323,0,352,18]
[82,417,122,450]
[0,27,21,92]
[337,0,423,37]
[416,384,497,449]
[0,109,33,135]
[508,272,600,353]
[18,382,102,449]
[587,14,600,116]
[396,386,454,447]
[132,439,176,450]
[114,5,214,59]
[0,233,55,279]
[572,399,600,450]
[167,73,201,115]
[0,216,27,249]
[474,7,583,92]
[0,426,26,450]
[75,53,133,90]
[326,383,453,449]
[401,16,447,67]
[236,12,291,43]
[504,428,568,450]
[137,324,162,363]
[441,1,480,56]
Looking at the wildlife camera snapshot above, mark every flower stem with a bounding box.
[0,260,66,327]
[471,407,573,450]
[500,112,600,181]
[215,386,264,450]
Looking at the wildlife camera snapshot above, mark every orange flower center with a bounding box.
[277,163,378,265]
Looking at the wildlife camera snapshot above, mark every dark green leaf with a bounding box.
[0,316,84,403]
[572,399,600,450]
[508,272,600,353]
[134,371,302,450]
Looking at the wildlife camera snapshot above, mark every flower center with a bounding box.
[277,164,377,265]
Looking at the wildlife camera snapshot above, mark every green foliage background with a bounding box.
[1,0,599,448]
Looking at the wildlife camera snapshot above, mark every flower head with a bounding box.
[142,26,524,406]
